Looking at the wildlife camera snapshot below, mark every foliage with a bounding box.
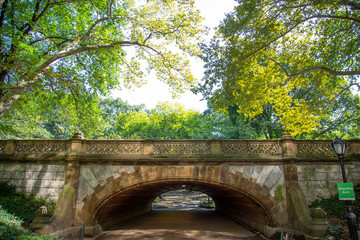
[0,0,205,135]
[112,102,202,139]
[300,91,360,139]
[0,182,59,240]
[309,185,360,239]
[225,104,284,139]
[0,92,107,139]
[98,97,145,139]
[0,182,56,228]
[196,0,360,136]
[198,199,215,209]
[110,101,266,140]
[0,96,285,140]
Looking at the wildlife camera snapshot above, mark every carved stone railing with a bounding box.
[84,140,143,154]
[153,140,211,155]
[220,140,281,155]
[297,140,352,155]
[14,140,67,154]
[0,137,359,161]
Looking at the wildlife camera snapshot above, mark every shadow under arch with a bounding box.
[87,177,280,235]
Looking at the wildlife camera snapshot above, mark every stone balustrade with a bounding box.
[0,137,359,161]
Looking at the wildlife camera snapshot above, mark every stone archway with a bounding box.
[75,164,288,236]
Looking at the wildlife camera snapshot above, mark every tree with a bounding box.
[112,102,203,139]
[0,0,204,128]
[196,0,360,136]
[0,91,107,139]
[98,97,144,138]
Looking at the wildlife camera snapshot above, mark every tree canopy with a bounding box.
[196,0,360,136]
[0,0,204,131]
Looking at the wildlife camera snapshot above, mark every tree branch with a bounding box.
[237,13,360,64]
[289,66,360,78]
[264,55,290,76]
[0,0,8,28]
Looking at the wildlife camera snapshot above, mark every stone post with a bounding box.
[50,131,84,231]
[4,140,15,154]
[281,133,327,238]
[210,140,222,155]
[68,130,84,157]
[281,132,297,158]
[143,139,154,156]
[349,141,360,155]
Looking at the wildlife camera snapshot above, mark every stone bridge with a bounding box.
[1,133,360,239]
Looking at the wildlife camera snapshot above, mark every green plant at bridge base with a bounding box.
[0,182,58,240]
[309,185,360,239]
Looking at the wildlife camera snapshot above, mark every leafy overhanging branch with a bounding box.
[0,0,204,123]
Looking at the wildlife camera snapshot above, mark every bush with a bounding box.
[0,206,60,240]
[0,182,56,228]
[198,199,215,209]
[309,184,360,239]
[0,182,59,240]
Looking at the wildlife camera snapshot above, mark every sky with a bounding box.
[112,0,238,112]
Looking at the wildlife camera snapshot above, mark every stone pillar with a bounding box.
[68,130,84,157]
[210,140,221,155]
[143,139,154,155]
[282,133,327,239]
[281,132,297,158]
[49,132,83,231]
[349,141,360,155]
[4,140,15,154]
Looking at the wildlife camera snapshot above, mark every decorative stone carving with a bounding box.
[153,142,210,154]
[15,142,66,154]
[221,142,280,154]
[86,142,142,154]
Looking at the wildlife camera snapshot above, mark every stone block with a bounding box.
[4,164,25,172]
[0,171,12,179]
[77,175,95,202]
[24,180,43,189]
[256,166,275,186]
[265,166,283,190]
[28,171,57,181]
[243,166,254,179]
[228,166,245,174]
[28,164,65,172]
[7,179,24,187]
[25,164,46,172]
[44,180,65,189]
[250,166,263,180]
[14,172,25,179]
[80,166,99,189]
[270,176,285,199]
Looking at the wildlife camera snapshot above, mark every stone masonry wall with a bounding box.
[297,163,360,203]
[0,163,66,201]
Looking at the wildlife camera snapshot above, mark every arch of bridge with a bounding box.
[75,165,287,232]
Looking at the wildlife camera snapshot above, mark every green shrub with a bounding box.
[199,199,215,209]
[0,182,55,228]
[0,182,59,240]
[309,184,360,239]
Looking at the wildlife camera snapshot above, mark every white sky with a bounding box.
[112,0,237,112]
